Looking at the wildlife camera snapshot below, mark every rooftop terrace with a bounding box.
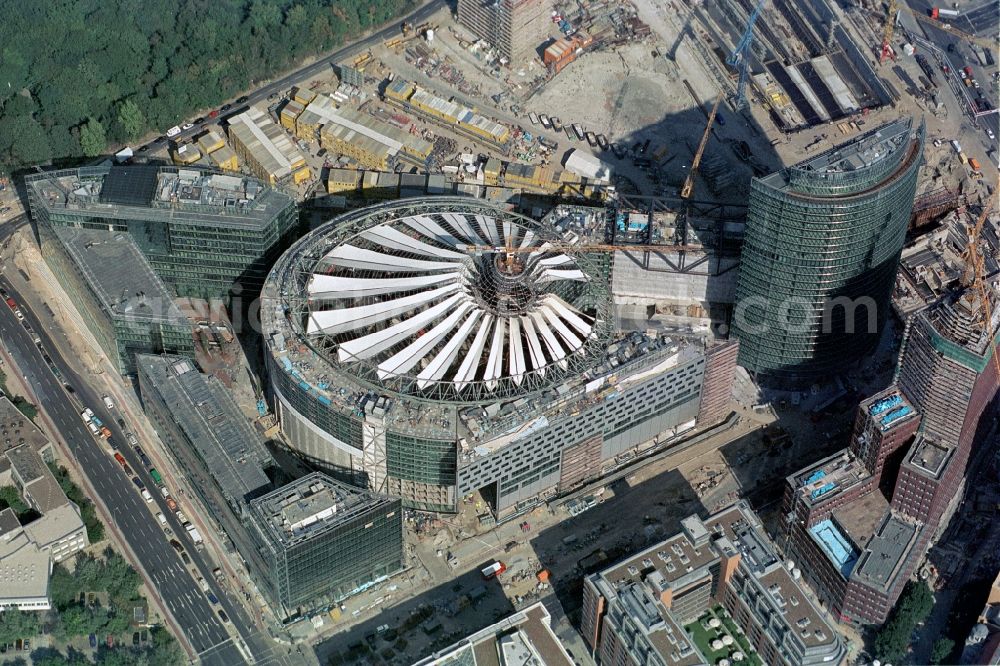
[789,450,870,507]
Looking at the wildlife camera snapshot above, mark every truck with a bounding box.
[87,422,100,436]
[969,157,982,171]
[930,7,960,19]
[186,524,204,547]
[102,395,114,410]
[951,139,962,154]
[528,112,539,125]
[481,561,507,579]
[166,126,182,138]
[551,117,563,132]
[539,114,551,129]
[141,489,153,503]
[80,409,93,423]
[572,124,585,141]
[149,468,164,486]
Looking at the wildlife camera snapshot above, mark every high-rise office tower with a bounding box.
[457,0,552,65]
[26,165,298,300]
[733,118,924,385]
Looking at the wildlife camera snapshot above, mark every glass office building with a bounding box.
[733,118,924,385]
[41,226,194,375]
[26,165,298,300]
[245,473,403,615]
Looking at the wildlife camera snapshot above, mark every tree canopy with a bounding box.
[873,580,935,663]
[0,0,416,171]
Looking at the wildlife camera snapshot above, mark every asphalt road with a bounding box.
[159,0,440,147]
[0,273,298,666]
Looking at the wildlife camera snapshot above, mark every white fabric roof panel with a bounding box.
[309,283,461,335]
[361,225,468,259]
[377,302,474,380]
[401,215,463,248]
[309,272,460,299]
[306,210,599,392]
[417,310,482,389]
[324,245,456,273]
[453,315,494,388]
[336,292,468,361]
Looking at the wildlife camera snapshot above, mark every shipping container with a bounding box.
[969,157,981,171]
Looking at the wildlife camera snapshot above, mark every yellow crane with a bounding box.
[880,0,898,63]
[680,94,723,199]
[962,188,1000,376]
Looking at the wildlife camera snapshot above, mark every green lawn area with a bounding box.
[684,607,763,666]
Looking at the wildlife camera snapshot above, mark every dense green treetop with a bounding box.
[0,0,416,171]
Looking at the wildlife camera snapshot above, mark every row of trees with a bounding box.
[49,464,105,543]
[0,0,417,171]
[873,580,934,663]
[0,548,182,664]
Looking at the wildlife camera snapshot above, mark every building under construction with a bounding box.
[457,0,553,65]
[686,0,893,130]
[261,198,739,516]
[781,202,1000,625]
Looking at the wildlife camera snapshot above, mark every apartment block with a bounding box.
[582,502,846,666]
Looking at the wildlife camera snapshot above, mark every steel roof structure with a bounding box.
[266,198,614,403]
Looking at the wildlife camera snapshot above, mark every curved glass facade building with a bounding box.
[262,199,717,515]
[733,118,924,385]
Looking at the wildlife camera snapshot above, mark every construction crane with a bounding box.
[906,8,996,50]
[727,0,766,110]
[680,94,723,200]
[879,0,898,63]
[962,188,1000,376]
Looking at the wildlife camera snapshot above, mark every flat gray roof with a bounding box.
[852,512,919,591]
[52,227,188,325]
[250,472,396,549]
[136,355,273,505]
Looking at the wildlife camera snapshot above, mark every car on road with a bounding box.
[169,539,184,553]
[181,552,191,565]
[126,433,138,446]
[236,96,249,103]
[102,394,114,410]
[988,128,996,140]
[221,103,232,111]
[181,123,194,131]
[207,592,219,604]
[141,489,153,503]
[197,577,210,592]
[166,126,181,138]
[217,609,230,623]
[116,418,126,428]
[138,145,149,152]
[157,512,167,526]
[193,117,205,125]
[166,497,178,511]
[132,477,144,490]
[88,634,97,649]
